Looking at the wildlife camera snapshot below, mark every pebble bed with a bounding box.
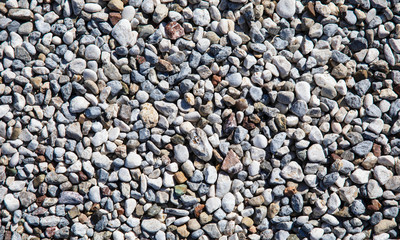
[1,0,400,239]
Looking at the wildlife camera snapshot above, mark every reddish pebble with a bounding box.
[165,22,185,40]
[46,227,57,238]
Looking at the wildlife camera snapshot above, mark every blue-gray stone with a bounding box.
[389,99,400,118]
[233,126,248,144]
[290,100,308,117]
[189,51,201,69]
[370,212,382,225]
[345,92,362,109]
[349,38,368,52]
[250,27,265,43]
[352,141,373,156]
[273,37,288,50]
[209,44,232,62]
[150,89,164,101]
[270,132,287,154]
[350,200,365,215]
[249,86,263,102]
[345,11,357,25]
[144,49,158,64]
[176,62,191,81]
[383,206,399,218]
[94,215,108,231]
[355,79,371,96]
[180,80,194,93]
[366,104,381,118]
[275,230,290,240]
[291,193,303,213]
[60,82,72,101]
[165,91,180,102]
[131,70,146,83]
[323,24,338,37]
[107,80,123,97]
[323,172,339,187]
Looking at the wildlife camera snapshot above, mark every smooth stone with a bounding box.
[4,194,20,212]
[276,0,296,18]
[69,96,90,113]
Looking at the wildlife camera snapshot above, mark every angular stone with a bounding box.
[165,22,185,40]
[139,103,159,128]
[112,19,135,47]
[59,191,84,204]
[221,150,243,174]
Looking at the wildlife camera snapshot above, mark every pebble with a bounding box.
[281,161,304,182]
[193,9,211,27]
[4,194,20,212]
[69,96,90,113]
[141,219,164,233]
[174,144,189,163]
[112,19,135,47]
[226,73,242,87]
[307,144,326,163]
[276,0,296,19]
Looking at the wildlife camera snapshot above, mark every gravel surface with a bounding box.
[0,0,400,239]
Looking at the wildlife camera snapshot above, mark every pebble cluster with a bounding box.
[1,0,400,239]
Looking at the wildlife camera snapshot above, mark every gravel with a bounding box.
[1,0,400,239]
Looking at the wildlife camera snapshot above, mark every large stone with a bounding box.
[69,58,86,74]
[0,105,10,119]
[140,103,159,128]
[112,19,136,47]
[188,128,213,161]
[281,161,304,182]
[154,101,178,123]
[141,219,164,233]
[276,0,296,18]
[203,223,222,239]
[19,191,36,208]
[103,63,122,80]
[125,151,142,168]
[216,172,232,198]
[307,144,326,163]
[8,9,34,20]
[352,141,373,156]
[374,220,397,234]
[273,56,291,78]
[4,194,20,212]
[69,96,90,113]
[59,191,84,204]
[385,176,400,192]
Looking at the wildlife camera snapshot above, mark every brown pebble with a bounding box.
[307,2,316,17]
[212,75,221,86]
[367,199,381,211]
[156,59,174,72]
[78,213,89,223]
[221,150,243,174]
[372,143,381,157]
[109,12,122,26]
[284,186,298,196]
[194,204,204,218]
[174,171,187,183]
